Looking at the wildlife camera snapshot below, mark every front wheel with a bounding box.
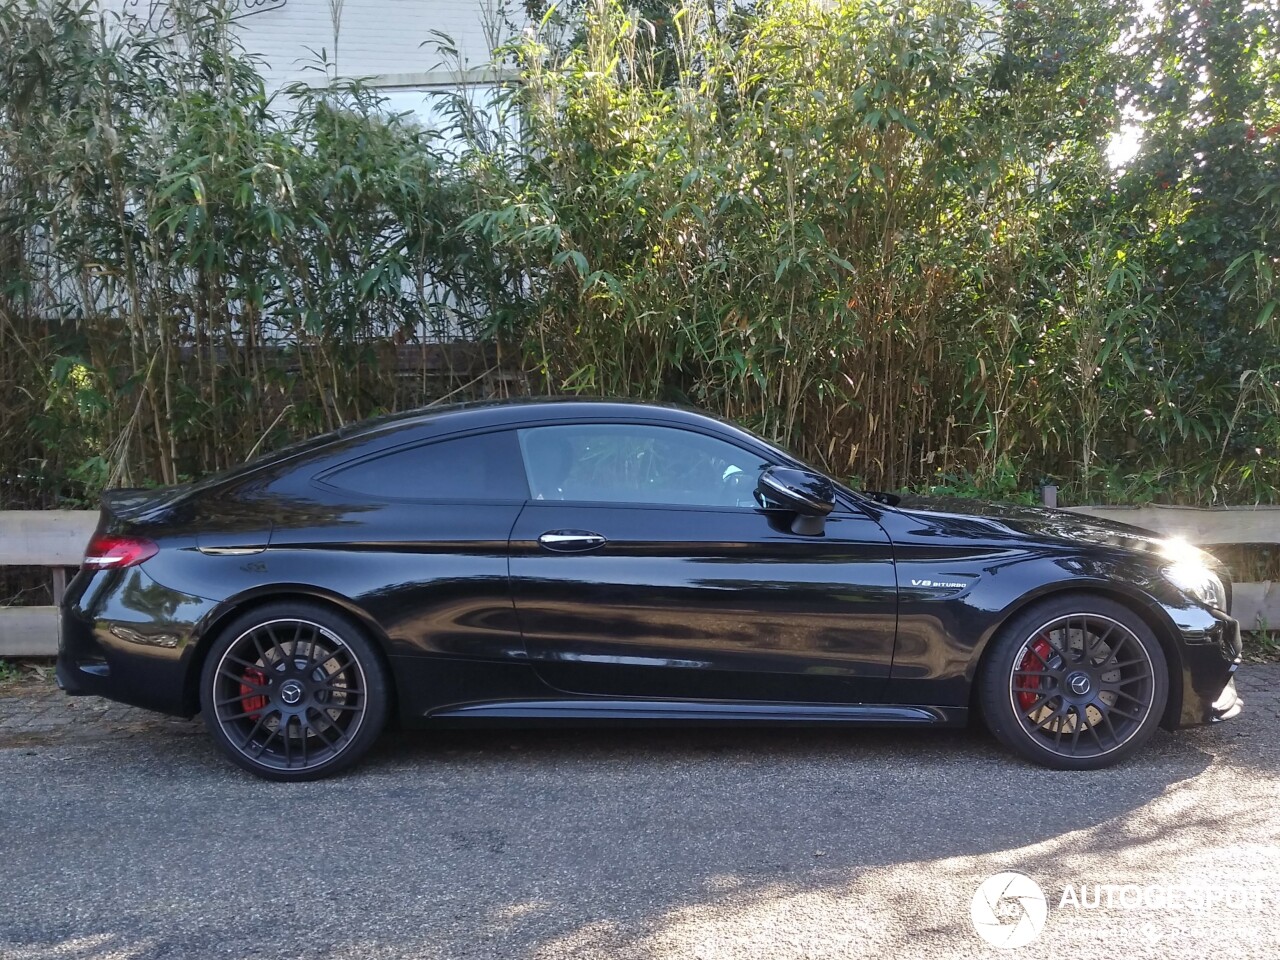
[978,595,1169,770]
[200,601,390,781]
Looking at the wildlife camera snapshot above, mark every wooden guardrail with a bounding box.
[1,505,1278,656]
[1066,504,1280,630]
[0,511,97,656]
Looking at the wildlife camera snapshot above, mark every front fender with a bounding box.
[887,547,1221,715]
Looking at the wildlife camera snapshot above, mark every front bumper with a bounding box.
[1209,677,1243,722]
[1169,605,1243,728]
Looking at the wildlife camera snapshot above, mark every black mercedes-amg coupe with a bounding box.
[58,399,1243,780]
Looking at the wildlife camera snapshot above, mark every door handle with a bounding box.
[538,530,608,552]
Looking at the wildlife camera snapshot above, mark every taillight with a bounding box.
[83,533,159,569]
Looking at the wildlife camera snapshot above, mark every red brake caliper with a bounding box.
[239,667,268,719]
[1017,638,1054,710]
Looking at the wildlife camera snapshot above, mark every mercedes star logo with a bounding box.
[280,680,304,705]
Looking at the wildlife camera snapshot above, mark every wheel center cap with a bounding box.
[1068,672,1092,696]
[280,680,305,705]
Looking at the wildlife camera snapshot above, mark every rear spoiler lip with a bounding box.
[100,484,192,524]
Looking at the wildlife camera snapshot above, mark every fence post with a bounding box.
[1041,485,1058,508]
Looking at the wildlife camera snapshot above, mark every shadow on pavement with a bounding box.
[4,713,1247,960]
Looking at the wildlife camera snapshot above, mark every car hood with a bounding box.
[883,493,1218,567]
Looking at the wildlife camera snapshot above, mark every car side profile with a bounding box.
[58,399,1243,780]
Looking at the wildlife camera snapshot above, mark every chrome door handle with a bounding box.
[538,530,607,552]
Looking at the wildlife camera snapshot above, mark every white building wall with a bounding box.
[101,0,518,91]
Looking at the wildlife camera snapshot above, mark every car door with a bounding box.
[508,421,898,704]
[305,429,529,664]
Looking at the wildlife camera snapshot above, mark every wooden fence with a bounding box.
[2,504,1279,656]
[0,511,96,656]
[1066,504,1280,630]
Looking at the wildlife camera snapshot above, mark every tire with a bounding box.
[199,601,390,781]
[977,594,1169,770]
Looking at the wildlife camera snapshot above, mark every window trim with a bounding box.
[313,427,530,503]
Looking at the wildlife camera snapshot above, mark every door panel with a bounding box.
[266,498,527,662]
[270,429,530,662]
[510,502,898,703]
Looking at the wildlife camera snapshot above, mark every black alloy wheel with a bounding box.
[979,595,1169,770]
[200,601,389,780]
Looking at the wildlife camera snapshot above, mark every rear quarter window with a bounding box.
[320,431,528,501]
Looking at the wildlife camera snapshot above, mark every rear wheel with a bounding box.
[200,601,390,781]
[978,595,1168,770]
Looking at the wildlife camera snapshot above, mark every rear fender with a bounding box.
[179,583,393,715]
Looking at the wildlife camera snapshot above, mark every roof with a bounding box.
[190,397,797,495]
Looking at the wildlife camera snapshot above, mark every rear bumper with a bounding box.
[57,566,209,718]
[55,653,97,696]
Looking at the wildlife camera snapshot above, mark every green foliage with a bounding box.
[468,0,1279,501]
[919,458,1040,506]
[0,0,516,506]
[1108,0,1280,503]
[1244,630,1280,661]
[1,0,1278,509]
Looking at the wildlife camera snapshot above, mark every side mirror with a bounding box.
[756,466,836,535]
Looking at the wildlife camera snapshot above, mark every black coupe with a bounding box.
[58,399,1243,780]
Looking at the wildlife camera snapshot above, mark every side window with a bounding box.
[518,424,769,508]
[324,431,528,501]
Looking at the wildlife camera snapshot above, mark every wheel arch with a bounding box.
[180,584,397,717]
[967,581,1186,728]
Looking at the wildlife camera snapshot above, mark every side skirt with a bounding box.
[425,699,967,727]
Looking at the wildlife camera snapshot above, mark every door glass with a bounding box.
[518,424,768,507]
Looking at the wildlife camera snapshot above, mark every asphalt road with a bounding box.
[1,667,1277,960]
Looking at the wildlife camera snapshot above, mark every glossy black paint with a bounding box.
[757,466,836,516]
[510,501,897,702]
[58,399,1242,738]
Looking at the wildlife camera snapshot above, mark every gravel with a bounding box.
[1,666,1277,959]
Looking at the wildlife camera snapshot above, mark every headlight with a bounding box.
[1163,563,1227,610]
